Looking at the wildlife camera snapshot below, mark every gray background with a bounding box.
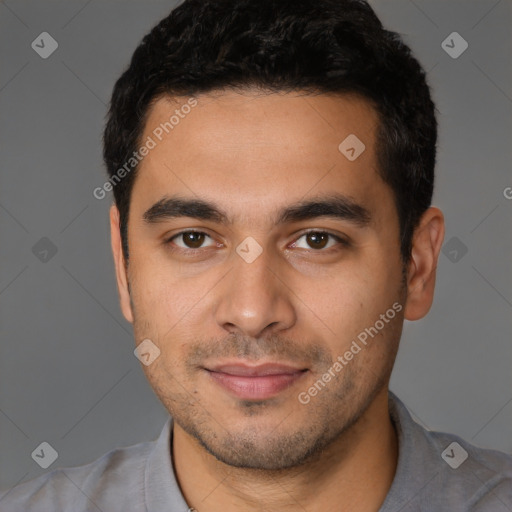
[1,0,511,494]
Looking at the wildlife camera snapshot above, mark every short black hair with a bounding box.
[103,0,437,264]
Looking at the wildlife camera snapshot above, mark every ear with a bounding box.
[110,204,134,324]
[404,206,445,321]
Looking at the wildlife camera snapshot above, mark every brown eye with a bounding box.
[291,231,347,251]
[170,231,214,249]
[306,232,329,249]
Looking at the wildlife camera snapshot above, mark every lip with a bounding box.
[204,361,308,400]
[207,362,306,376]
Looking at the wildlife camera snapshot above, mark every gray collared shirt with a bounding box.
[1,392,511,511]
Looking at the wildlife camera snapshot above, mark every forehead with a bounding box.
[143,89,379,154]
[132,90,390,224]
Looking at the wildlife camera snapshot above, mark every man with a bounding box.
[2,0,511,510]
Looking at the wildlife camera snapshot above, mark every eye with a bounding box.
[168,230,216,249]
[165,229,348,253]
[291,231,348,251]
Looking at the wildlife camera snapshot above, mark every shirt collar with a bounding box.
[145,416,190,512]
[380,390,439,511]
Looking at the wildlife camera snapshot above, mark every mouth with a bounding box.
[203,362,309,400]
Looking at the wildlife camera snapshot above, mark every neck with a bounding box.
[172,387,398,512]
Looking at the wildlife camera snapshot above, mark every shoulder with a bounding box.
[385,392,512,511]
[0,439,154,512]
[427,428,512,509]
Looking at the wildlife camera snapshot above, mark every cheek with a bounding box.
[128,262,207,360]
[128,260,199,327]
[299,260,401,346]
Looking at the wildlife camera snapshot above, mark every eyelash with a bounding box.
[164,230,349,253]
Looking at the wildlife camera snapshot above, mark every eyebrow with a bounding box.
[142,193,372,228]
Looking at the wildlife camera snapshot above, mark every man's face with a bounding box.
[116,90,407,470]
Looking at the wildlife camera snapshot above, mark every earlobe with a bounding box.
[109,204,134,324]
[404,207,445,321]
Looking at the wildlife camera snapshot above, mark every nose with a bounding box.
[214,246,296,339]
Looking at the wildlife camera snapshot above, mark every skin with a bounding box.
[110,89,445,512]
